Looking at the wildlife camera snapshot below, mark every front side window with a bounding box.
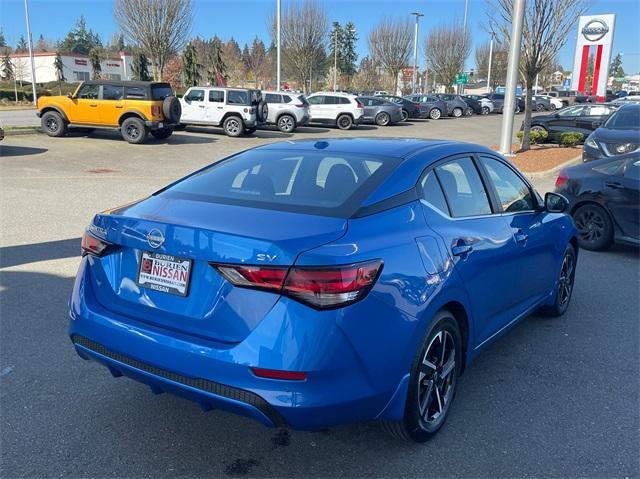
[307,95,324,105]
[102,84,124,101]
[434,157,492,217]
[227,90,249,105]
[186,89,205,102]
[480,156,534,213]
[77,83,99,99]
[558,106,584,117]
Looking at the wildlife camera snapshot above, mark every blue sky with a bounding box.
[1,0,639,73]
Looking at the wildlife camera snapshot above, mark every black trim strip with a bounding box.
[351,189,419,218]
[71,334,286,427]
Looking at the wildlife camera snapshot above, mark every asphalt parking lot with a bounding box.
[1,115,638,478]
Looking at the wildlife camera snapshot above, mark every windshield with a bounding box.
[160,149,401,217]
[603,107,640,130]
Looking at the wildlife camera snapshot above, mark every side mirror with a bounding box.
[67,92,75,99]
[545,192,569,213]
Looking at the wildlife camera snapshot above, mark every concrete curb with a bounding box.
[3,127,43,136]
[522,155,582,179]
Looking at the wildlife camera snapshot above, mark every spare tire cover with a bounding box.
[163,96,182,123]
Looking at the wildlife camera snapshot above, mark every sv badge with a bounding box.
[256,254,277,262]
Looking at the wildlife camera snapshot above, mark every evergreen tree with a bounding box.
[243,37,266,87]
[35,34,48,51]
[0,28,6,49]
[241,43,251,77]
[89,46,103,79]
[131,52,151,81]
[329,22,344,73]
[610,53,624,78]
[341,21,358,78]
[16,36,28,53]
[182,42,200,87]
[207,37,227,86]
[1,53,14,80]
[58,16,102,55]
[54,52,65,94]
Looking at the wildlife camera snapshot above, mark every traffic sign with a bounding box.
[455,73,468,84]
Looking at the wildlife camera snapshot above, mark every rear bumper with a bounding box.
[68,259,408,431]
[145,120,178,130]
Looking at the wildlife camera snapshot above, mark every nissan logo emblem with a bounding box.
[581,19,609,42]
[146,228,165,249]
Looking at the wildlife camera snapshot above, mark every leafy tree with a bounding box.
[54,52,65,94]
[1,53,14,80]
[243,37,266,87]
[353,56,380,93]
[16,36,28,53]
[0,28,6,49]
[207,37,227,86]
[35,34,48,51]
[182,41,200,87]
[131,52,151,81]
[163,56,183,90]
[58,16,102,55]
[222,37,244,85]
[89,46,104,79]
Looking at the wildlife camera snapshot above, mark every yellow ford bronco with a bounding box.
[37,80,182,144]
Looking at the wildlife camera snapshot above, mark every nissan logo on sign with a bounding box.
[581,19,609,41]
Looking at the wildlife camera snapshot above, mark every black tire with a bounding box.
[41,111,67,137]
[257,100,268,123]
[531,125,547,134]
[375,112,391,126]
[223,116,244,137]
[162,97,182,123]
[572,204,614,251]
[535,103,545,112]
[150,127,174,140]
[515,104,522,114]
[401,109,409,122]
[120,117,147,144]
[452,107,463,118]
[429,108,442,120]
[336,114,353,130]
[381,310,462,442]
[277,114,296,133]
[245,126,258,134]
[481,106,490,115]
[540,244,577,317]
[173,123,187,131]
[464,107,474,117]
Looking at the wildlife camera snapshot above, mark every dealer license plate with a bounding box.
[137,252,192,296]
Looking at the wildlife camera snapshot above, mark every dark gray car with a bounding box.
[403,94,448,120]
[434,94,469,118]
[356,96,404,126]
[531,95,552,111]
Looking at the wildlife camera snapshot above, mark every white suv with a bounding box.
[306,92,364,130]
[179,87,267,137]
[263,91,311,133]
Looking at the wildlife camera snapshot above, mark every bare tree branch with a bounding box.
[423,21,470,93]
[368,18,412,94]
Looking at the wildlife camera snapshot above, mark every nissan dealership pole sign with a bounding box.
[570,14,616,101]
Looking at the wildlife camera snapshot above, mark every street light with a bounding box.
[276,0,281,90]
[486,30,496,94]
[333,25,338,92]
[411,12,424,94]
[24,0,37,106]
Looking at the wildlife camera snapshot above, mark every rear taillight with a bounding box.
[151,105,160,117]
[81,231,113,257]
[212,260,383,309]
[251,367,307,381]
[356,101,364,109]
[555,170,568,189]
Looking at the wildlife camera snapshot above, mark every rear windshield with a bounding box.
[159,149,400,217]
[603,107,640,129]
[152,84,173,100]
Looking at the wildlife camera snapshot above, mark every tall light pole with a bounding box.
[333,26,338,92]
[499,0,525,156]
[24,0,37,106]
[459,0,468,95]
[486,31,496,94]
[411,12,423,94]
[276,0,281,90]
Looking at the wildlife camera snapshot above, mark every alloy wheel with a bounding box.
[430,108,441,120]
[453,108,462,118]
[46,118,58,132]
[279,116,294,132]
[481,106,490,115]
[557,252,575,307]
[575,208,605,245]
[418,330,456,428]
[126,124,139,139]
[226,119,240,135]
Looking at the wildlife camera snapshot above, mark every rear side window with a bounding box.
[125,86,148,99]
[209,90,224,102]
[479,156,534,212]
[227,90,249,105]
[161,150,400,217]
[324,96,338,105]
[265,93,282,103]
[420,170,449,215]
[339,97,351,104]
[282,95,292,104]
[435,157,492,217]
[151,84,173,100]
[102,84,123,100]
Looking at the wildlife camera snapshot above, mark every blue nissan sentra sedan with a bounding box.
[70,138,578,442]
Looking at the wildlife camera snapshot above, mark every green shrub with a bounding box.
[560,131,584,147]
[516,128,548,145]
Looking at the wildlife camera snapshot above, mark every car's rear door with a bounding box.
[98,84,125,126]
[418,155,520,346]
[205,89,225,124]
[476,154,558,308]
[307,95,326,120]
[604,157,640,240]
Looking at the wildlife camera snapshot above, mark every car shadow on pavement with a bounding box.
[0,237,81,269]
[0,145,48,157]
[293,127,331,134]
[64,129,217,145]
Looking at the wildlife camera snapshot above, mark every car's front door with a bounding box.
[70,83,101,124]
[180,88,206,122]
[206,89,226,124]
[605,157,640,240]
[418,155,520,346]
[546,105,586,140]
[477,154,558,308]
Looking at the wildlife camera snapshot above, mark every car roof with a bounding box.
[308,91,355,97]
[81,80,168,87]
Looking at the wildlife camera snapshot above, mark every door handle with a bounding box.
[451,239,473,258]
[605,181,624,189]
[198,105,205,108]
[217,106,223,109]
[115,105,123,109]
[514,229,529,244]
[90,104,98,107]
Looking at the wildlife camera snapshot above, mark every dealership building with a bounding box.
[6,51,134,84]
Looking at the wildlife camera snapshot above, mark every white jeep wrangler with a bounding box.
[179,87,268,137]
